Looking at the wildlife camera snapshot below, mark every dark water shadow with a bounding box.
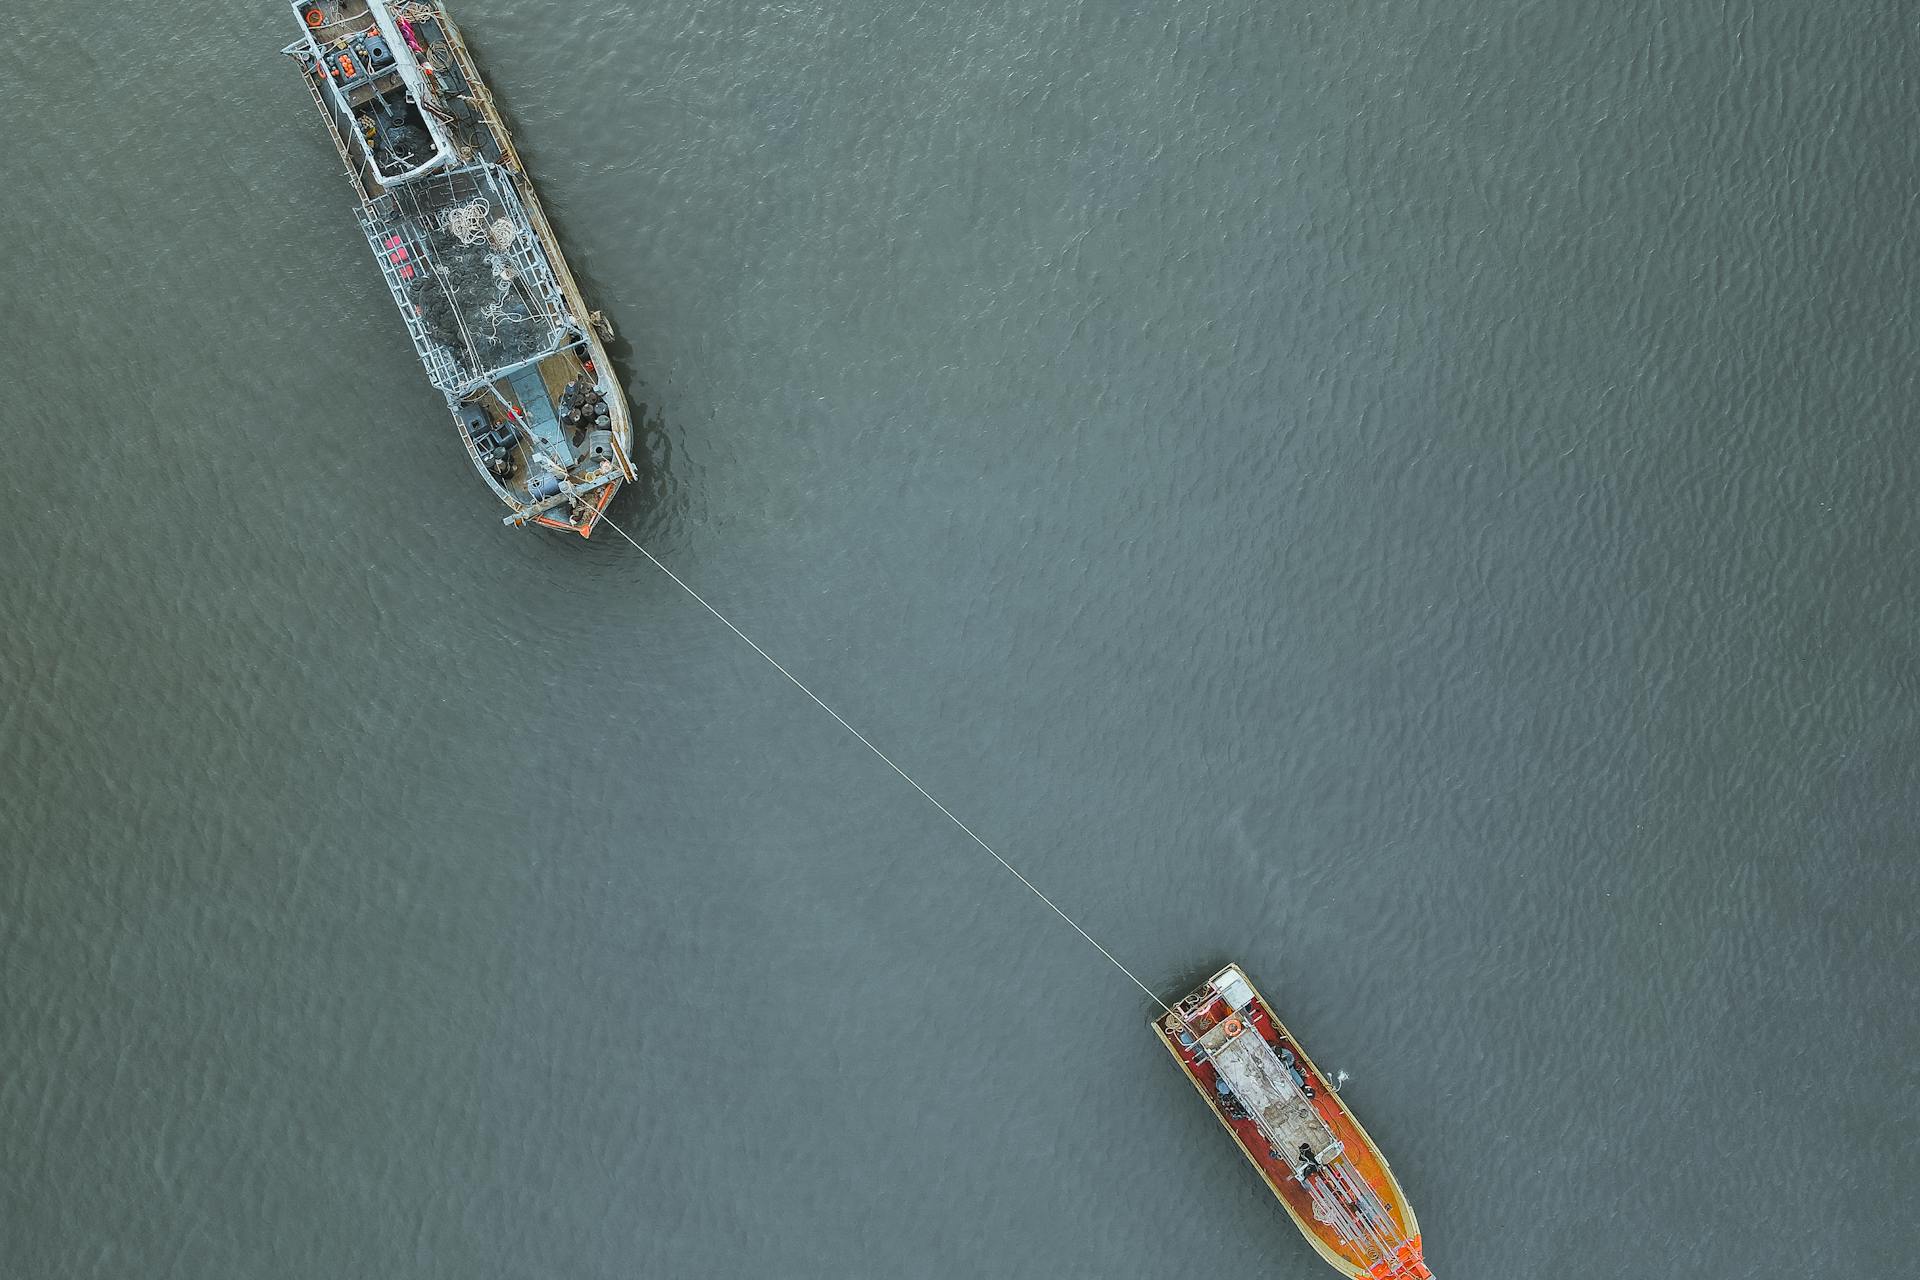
[521,202,685,553]
[607,357,683,546]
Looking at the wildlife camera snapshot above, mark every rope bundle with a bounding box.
[440,197,492,245]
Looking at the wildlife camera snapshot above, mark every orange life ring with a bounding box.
[304,8,325,27]
[1223,1016,1244,1037]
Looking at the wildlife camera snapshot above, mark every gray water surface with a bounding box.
[3,2,1917,1276]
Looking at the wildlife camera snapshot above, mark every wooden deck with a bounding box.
[536,348,587,406]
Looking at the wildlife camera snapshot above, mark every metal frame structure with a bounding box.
[284,0,635,536]
[355,162,573,398]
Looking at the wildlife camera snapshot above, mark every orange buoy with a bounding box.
[304,8,325,27]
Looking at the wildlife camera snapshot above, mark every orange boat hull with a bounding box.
[1152,967,1432,1279]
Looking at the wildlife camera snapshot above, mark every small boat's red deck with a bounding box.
[1156,984,1431,1280]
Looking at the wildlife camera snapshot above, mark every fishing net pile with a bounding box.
[409,237,548,374]
[388,173,559,382]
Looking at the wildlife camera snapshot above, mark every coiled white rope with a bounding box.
[441,197,493,245]
[594,515,1173,1014]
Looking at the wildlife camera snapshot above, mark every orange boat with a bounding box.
[1153,965,1433,1279]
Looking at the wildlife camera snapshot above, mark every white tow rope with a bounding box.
[595,514,1174,1016]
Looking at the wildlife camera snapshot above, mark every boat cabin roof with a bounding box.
[1208,965,1258,1013]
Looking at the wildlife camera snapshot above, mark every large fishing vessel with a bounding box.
[1154,966,1433,1279]
[284,1,635,536]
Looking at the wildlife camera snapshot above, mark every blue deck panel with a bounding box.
[506,363,566,452]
